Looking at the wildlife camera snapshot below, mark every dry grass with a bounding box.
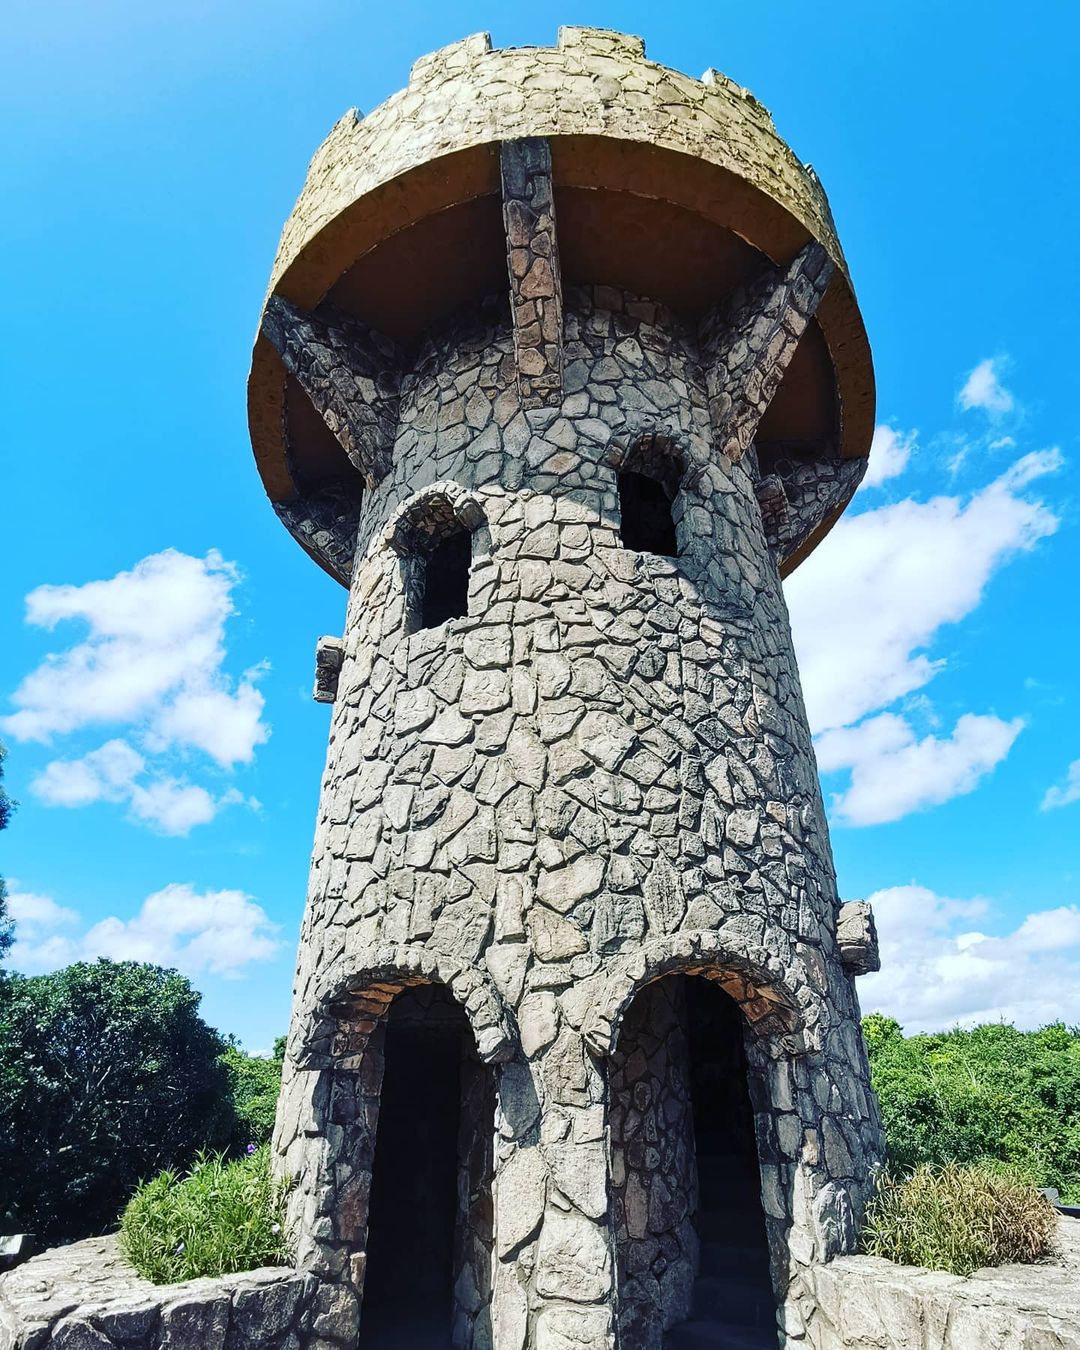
[861,1162,1059,1277]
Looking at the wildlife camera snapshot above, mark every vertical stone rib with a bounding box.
[261,295,401,486]
[500,138,564,407]
[700,240,835,464]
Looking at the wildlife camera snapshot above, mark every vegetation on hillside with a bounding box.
[861,1162,1058,1275]
[863,1014,1080,1204]
[0,741,17,962]
[219,1036,286,1152]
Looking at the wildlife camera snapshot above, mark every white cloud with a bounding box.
[858,885,1080,1031]
[861,424,916,489]
[30,738,251,836]
[150,677,268,767]
[2,550,269,833]
[958,358,1014,416]
[128,780,242,835]
[31,738,145,806]
[7,883,280,979]
[816,712,1024,826]
[6,887,80,935]
[1041,758,1080,811]
[787,449,1061,737]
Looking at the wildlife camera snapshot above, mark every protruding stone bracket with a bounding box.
[500,137,564,408]
[768,452,867,570]
[582,930,817,1060]
[700,240,836,464]
[755,473,791,552]
[261,295,401,487]
[837,901,880,975]
[298,943,516,1068]
[273,480,363,587]
[313,636,344,704]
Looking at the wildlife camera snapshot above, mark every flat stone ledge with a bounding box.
[0,1236,322,1350]
[801,1216,1080,1349]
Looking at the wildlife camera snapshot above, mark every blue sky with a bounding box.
[2,0,1077,1049]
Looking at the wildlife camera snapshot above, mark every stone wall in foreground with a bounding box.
[800,1216,1080,1350]
[7,1220,1079,1349]
[0,1237,343,1350]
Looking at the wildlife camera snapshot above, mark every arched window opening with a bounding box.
[420,527,472,630]
[359,983,494,1349]
[617,469,678,556]
[389,487,489,635]
[610,974,777,1350]
[615,435,684,557]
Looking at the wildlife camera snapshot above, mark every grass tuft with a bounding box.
[119,1146,291,1284]
[861,1162,1058,1277]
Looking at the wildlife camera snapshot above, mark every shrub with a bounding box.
[861,1162,1058,1276]
[120,1146,291,1284]
[863,1015,1080,1204]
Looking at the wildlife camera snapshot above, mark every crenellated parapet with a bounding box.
[248,26,877,588]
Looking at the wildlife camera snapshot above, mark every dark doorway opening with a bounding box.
[676,975,777,1348]
[617,470,678,556]
[611,975,777,1350]
[360,985,469,1349]
[420,529,471,630]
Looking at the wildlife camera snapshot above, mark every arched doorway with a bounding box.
[359,983,494,1349]
[610,974,777,1349]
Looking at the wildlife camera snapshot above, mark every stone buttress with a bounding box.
[252,28,886,1350]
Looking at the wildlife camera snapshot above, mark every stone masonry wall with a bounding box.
[609,978,697,1349]
[272,282,884,1348]
[0,1237,335,1350]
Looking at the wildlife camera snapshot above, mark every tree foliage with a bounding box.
[0,740,16,962]
[864,1014,1080,1203]
[219,1040,285,1151]
[0,960,235,1241]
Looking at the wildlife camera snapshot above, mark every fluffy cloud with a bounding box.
[860,424,916,489]
[2,550,268,833]
[788,449,1061,738]
[815,712,1023,825]
[30,739,251,836]
[857,885,1080,1031]
[1041,758,1080,811]
[6,882,280,979]
[31,739,145,807]
[786,356,1061,828]
[958,358,1014,416]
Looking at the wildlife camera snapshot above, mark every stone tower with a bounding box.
[251,29,885,1350]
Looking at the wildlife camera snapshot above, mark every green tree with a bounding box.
[218,1040,284,1150]
[0,740,17,962]
[865,1016,1080,1204]
[0,960,236,1240]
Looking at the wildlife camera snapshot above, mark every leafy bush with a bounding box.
[861,1162,1058,1275]
[0,961,235,1241]
[864,1015,1080,1203]
[120,1146,290,1283]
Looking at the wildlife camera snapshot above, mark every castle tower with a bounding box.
[251,29,885,1350]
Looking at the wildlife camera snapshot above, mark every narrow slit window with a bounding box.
[618,469,678,557]
[420,529,471,630]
